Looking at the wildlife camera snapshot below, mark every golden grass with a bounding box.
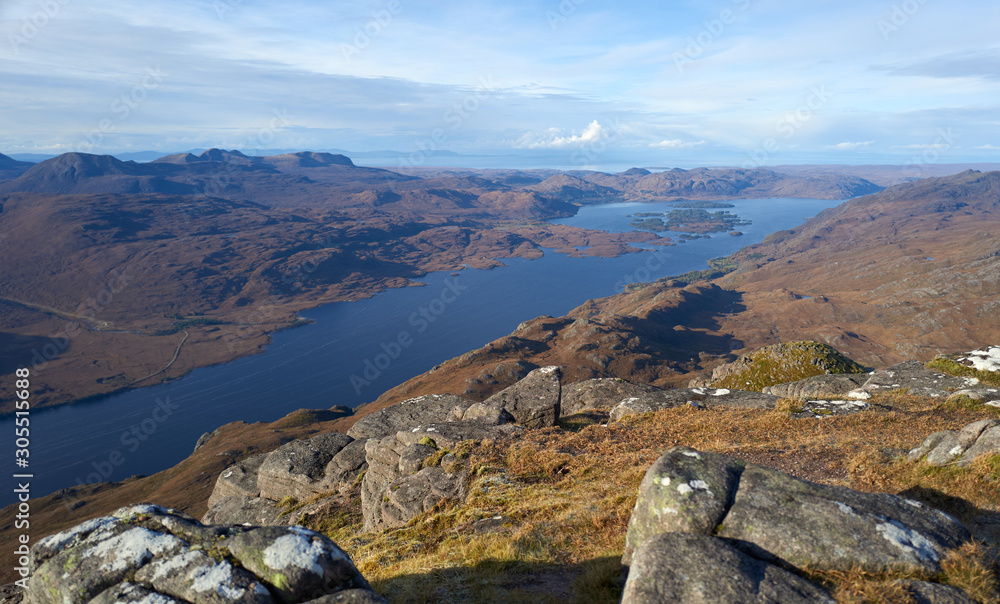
[305,392,1000,603]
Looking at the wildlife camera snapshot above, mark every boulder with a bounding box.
[258,432,355,501]
[346,394,476,440]
[625,447,971,578]
[560,378,662,415]
[717,465,970,573]
[908,418,1000,467]
[622,533,834,604]
[763,373,868,399]
[622,447,744,565]
[483,365,561,428]
[26,504,385,604]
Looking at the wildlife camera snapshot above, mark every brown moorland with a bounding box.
[0,152,876,410]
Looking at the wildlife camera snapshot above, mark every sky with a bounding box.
[2,0,999,168]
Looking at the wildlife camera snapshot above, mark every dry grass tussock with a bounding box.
[306,393,1000,603]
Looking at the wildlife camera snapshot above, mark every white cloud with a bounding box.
[515,120,608,149]
[649,139,705,149]
[976,144,1000,150]
[827,141,875,151]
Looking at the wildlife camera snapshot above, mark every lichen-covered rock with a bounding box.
[763,373,868,399]
[224,526,372,602]
[26,504,385,604]
[624,447,972,585]
[560,378,662,415]
[623,447,744,566]
[610,388,778,421]
[709,341,867,391]
[346,394,476,440]
[862,361,992,399]
[908,418,1000,467]
[789,399,871,418]
[717,464,970,573]
[258,433,355,501]
[208,453,269,509]
[622,533,835,604]
[483,365,561,428]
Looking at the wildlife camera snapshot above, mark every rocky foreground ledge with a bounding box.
[6,343,1000,603]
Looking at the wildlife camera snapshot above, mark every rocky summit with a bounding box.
[6,343,1000,602]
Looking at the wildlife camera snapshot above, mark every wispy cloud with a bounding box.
[826,141,875,151]
[649,139,705,149]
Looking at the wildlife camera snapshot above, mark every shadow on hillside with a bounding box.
[630,286,747,360]
[899,486,1000,547]
[0,331,62,375]
[372,554,623,604]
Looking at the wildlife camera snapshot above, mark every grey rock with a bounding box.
[321,439,369,494]
[375,466,467,531]
[862,361,984,398]
[483,365,561,428]
[27,504,381,604]
[610,388,778,421]
[894,580,979,604]
[305,590,389,604]
[133,549,273,603]
[224,526,372,602]
[718,464,971,573]
[346,394,476,440]
[560,378,662,415]
[791,399,871,418]
[461,402,515,425]
[621,533,835,604]
[258,432,354,501]
[763,373,867,399]
[398,444,437,475]
[623,446,744,566]
[202,496,285,527]
[960,424,1000,466]
[208,453,269,509]
[910,419,1000,467]
[194,428,220,453]
[907,431,952,462]
[89,582,182,604]
[395,422,505,451]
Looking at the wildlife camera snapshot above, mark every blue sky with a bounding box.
[2,0,999,168]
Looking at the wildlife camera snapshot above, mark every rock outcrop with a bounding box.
[621,447,974,603]
[361,422,519,532]
[204,433,368,526]
[25,504,385,604]
[705,340,868,390]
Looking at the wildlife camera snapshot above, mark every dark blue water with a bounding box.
[2,197,839,505]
